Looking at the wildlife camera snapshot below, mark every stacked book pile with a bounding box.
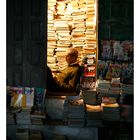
[68,99,85,127]
[96,80,111,93]
[52,134,67,140]
[81,76,96,90]
[82,90,97,105]
[29,129,43,140]
[108,86,121,98]
[16,128,29,140]
[7,111,15,124]
[30,106,47,125]
[47,0,57,71]
[16,108,31,124]
[65,99,85,127]
[30,88,47,125]
[47,0,97,69]
[121,84,133,94]
[101,102,120,121]
[84,0,96,55]
[96,80,111,104]
[120,84,133,102]
[85,104,102,127]
[111,78,121,87]
[7,106,22,124]
[120,84,133,122]
[83,54,96,79]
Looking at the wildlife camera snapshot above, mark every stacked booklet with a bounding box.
[29,129,43,140]
[16,128,29,140]
[30,106,47,125]
[7,111,15,124]
[101,103,120,121]
[16,108,31,125]
[82,90,97,105]
[64,99,85,127]
[85,104,102,127]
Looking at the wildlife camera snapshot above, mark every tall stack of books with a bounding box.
[7,111,15,124]
[84,0,96,55]
[47,0,97,71]
[85,104,102,126]
[101,103,120,121]
[30,88,47,125]
[120,84,133,122]
[29,129,43,140]
[96,80,111,92]
[82,90,97,105]
[30,106,47,125]
[96,80,111,104]
[52,134,67,140]
[65,99,85,127]
[47,0,57,71]
[16,128,29,140]
[120,84,133,102]
[108,86,121,98]
[16,108,31,125]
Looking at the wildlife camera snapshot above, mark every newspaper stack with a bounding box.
[52,134,67,140]
[107,86,121,100]
[96,80,111,104]
[101,103,120,121]
[30,106,47,125]
[64,99,85,127]
[16,108,31,125]
[120,84,133,104]
[16,128,29,140]
[7,111,15,125]
[85,104,102,127]
[111,78,121,87]
[96,79,111,93]
[82,90,97,105]
[120,84,133,122]
[29,129,43,140]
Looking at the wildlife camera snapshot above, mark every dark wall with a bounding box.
[98,0,133,40]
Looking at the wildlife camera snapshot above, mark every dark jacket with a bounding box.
[46,63,82,93]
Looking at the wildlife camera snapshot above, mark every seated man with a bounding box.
[46,48,82,94]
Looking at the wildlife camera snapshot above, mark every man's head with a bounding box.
[66,48,78,64]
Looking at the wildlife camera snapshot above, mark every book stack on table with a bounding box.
[66,99,85,127]
[101,103,120,121]
[16,107,31,125]
[82,90,97,105]
[16,128,29,140]
[85,104,102,127]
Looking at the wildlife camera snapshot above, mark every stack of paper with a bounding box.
[111,78,121,87]
[109,86,121,98]
[82,77,96,90]
[84,0,96,54]
[29,129,43,140]
[96,80,111,93]
[52,134,67,140]
[121,84,133,95]
[120,84,133,105]
[82,90,97,105]
[85,104,102,126]
[47,0,97,71]
[7,111,15,124]
[101,103,120,121]
[30,106,47,125]
[16,108,31,124]
[16,128,29,140]
[64,99,85,127]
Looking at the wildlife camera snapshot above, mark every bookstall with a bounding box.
[6,0,133,139]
